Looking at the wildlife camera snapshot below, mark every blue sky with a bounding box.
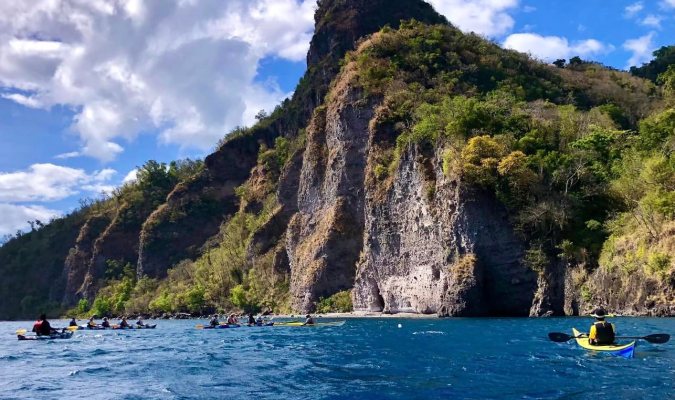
[0,0,673,236]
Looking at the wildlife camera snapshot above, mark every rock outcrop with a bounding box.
[353,143,538,316]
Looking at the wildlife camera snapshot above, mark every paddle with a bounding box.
[548,332,670,344]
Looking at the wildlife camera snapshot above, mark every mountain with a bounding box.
[1,0,674,320]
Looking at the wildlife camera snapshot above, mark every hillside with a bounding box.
[1,0,674,320]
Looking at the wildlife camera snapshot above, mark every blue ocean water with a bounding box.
[0,317,673,399]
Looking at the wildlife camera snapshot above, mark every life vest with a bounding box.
[593,321,615,344]
[32,321,42,333]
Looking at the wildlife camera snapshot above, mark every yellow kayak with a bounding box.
[572,328,635,358]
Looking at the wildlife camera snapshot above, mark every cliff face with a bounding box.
[354,144,537,316]
[284,68,537,314]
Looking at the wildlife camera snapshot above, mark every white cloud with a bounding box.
[503,33,614,62]
[623,32,657,68]
[641,14,664,28]
[523,5,536,12]
[427,0,520,37]
[0,0,316,162]
[0,164,116,202]
[123,169,138,184]
[0,203,61,235]
[661,0,675,10]
[625,2,644,17]
[54,151,81,160]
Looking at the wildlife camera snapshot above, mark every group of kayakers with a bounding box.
[69,315,151,329]
[208,313,315,327]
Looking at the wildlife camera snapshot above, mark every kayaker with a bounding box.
[248,314,256,325]
[136,318,147,327]
[589,308,615,345]
[101,317,110,328]
[209,315,220,327]
[69,317,78,327]
[256,315,265,325]
[302,314,314,326]
[32,314,55,336]
[119,316,132,328]
[87,316,97,328]
[227,314,239,325]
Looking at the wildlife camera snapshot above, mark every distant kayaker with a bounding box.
[87,316,97,328]
[136,318,147,327]
[101,317,110,328]
[303,315,314,326]
[589,308,615,345]
[248,314,256,325]
[32,314,55,336]
[69,318,78,327]
[227,314,239,325]
[256,315,264,325]
[119,316,132,328]
[209,315,220,327]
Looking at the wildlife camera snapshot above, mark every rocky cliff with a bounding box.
[1,0,673,320]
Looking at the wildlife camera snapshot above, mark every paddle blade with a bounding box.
[15,329,27,335]
[548,332,574,342]
[66,326,78,331]
[195,325,203,329]
[644,334,670,344]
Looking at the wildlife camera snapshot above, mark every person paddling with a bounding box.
[101,317,110,328]
[119,316,132,329]
[136,318,147,327]
[589,308,615,345]
[247,314,256,326]
[209,315,220,327]
[302,314,314,326]
[32,314,56,336]
[256,315,265,325]
[87,316,98,328]
[69,317,78,327]
[227,314,239,325]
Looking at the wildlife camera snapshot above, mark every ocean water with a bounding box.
[0,317,673,399]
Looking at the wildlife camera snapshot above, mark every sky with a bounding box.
[0,0,673,236]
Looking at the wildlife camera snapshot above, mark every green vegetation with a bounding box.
[342,21,665,273]
[315,291,353,313]
[631,45,675,82]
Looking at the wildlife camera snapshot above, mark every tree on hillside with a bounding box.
[631,45,675,82]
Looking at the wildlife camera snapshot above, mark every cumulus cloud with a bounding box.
[427,0,520,37]
[623,32,657,68]
[503,33,614,62]
[0,0,316,162]
[625,2,644,17]
[0,164,116,202]
[661,0,675,10]
[641,14,664,28]
[0,203,61,235]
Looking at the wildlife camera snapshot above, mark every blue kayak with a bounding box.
[201,324,241,330]
[18,331,74,341]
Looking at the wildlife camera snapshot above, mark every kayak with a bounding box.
[18,331,74,341]
[78,324,107,330]
[274,321,346,327]
[572,328,636,358]
[113,324,157,330]
[200,324,241,330]
[250,322,274,327]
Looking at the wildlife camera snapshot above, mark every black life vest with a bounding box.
[593,321,615,345]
